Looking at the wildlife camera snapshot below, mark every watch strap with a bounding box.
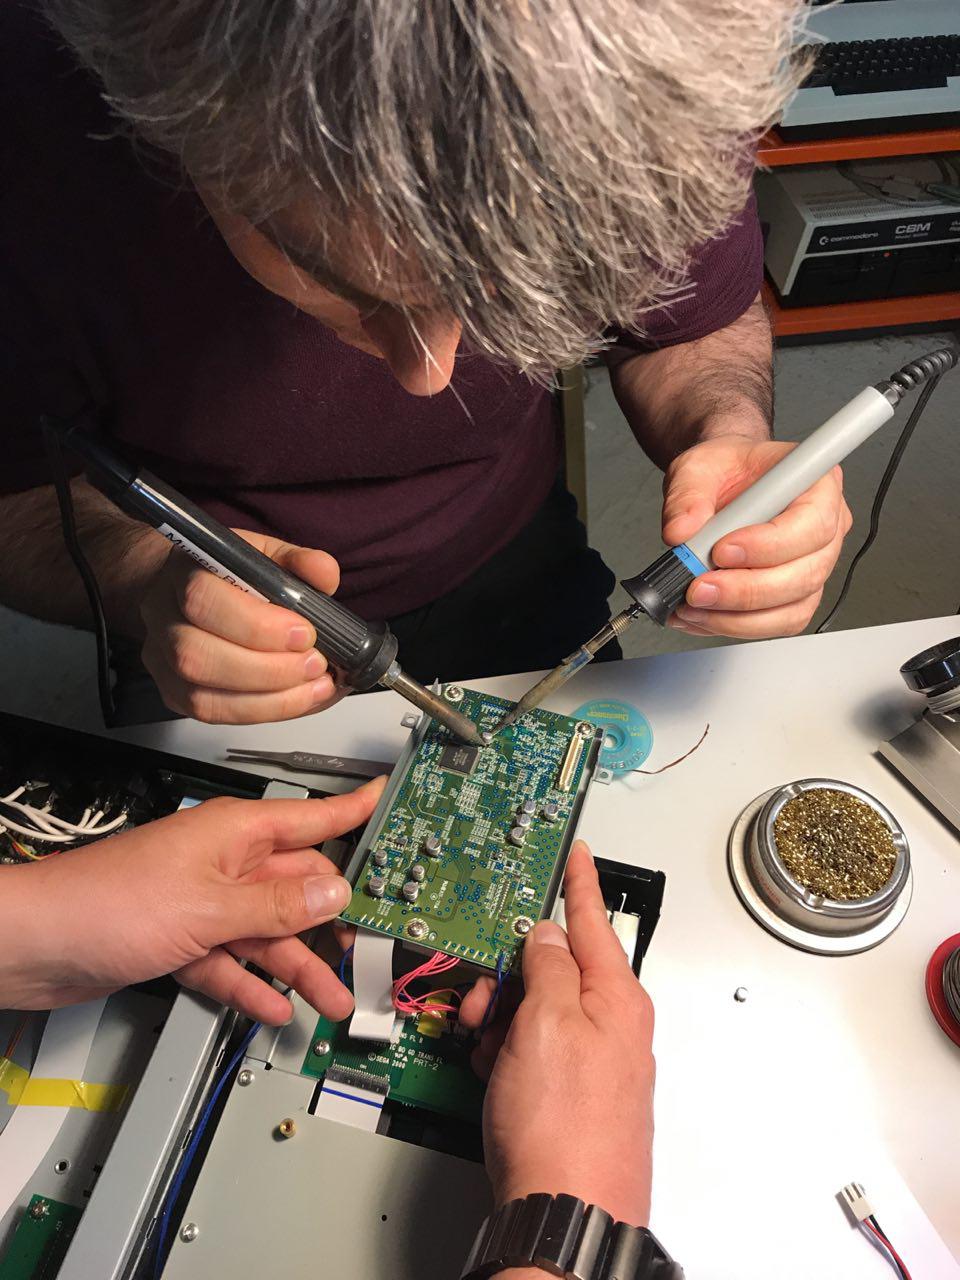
[461,1193,683,1280]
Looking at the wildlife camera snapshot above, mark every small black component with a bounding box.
[439,742,479,776]
[325,1064,390,1097]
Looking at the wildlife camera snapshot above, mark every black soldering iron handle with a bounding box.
[54,422,398,692]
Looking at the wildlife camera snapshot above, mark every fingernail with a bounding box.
[689,582,719,607]
[303,649,325,678]
[531,920,570,951]
[304,875,352,917]
[675,607,708,626]
[311,676,334,706]
[287,625,312,650]
[719,544,746,566]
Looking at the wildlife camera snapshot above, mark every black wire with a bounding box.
[816,373,944,634]
[41,419,117,727]
[868,1216,910,1280]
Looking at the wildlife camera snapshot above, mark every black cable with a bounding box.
[816,373,944,634]
[41,418,117,727]
[868,1216,911,1280]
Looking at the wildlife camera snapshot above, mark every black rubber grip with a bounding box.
[621,548,695,627]
[80,452,397,689]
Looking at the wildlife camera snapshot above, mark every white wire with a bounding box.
[1,782,127,840]
[0,817,76,844]
[0,799,65,835]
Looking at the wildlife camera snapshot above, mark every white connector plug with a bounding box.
[839,1182,874,1224]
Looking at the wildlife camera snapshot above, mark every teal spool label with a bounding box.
[573,700,653,775]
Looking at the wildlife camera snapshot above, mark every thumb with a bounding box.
[279,544,341,597]
[234,529,341,599]
[521,918,581,1013]
[225,871,353,942]
[661,453,723,547]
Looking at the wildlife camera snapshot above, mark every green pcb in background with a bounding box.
[0,1196,81,1280]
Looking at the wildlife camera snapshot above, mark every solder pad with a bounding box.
[340,687,602,972]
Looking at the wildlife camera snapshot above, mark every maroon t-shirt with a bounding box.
[0,3,763,619]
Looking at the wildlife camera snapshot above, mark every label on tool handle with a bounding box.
[157,524,267,600]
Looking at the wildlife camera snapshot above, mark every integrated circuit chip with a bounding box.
[438,742,479,776]
[340,687,602,972]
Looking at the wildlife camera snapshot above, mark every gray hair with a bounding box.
[44,0,806,375]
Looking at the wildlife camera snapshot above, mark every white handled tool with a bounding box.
[488,345,958,739]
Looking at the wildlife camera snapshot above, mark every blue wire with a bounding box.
[153,1015,263,1277]
[479,953,505,1032]
[338,944,354,987]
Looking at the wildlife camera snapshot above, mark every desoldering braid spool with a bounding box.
[728,778,912,955]
[572,700,653,776]
[925,933,960,1048]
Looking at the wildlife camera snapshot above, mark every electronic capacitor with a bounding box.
[368,875,386,898]
[402,880,421,902]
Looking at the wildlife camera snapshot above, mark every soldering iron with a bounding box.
[489,344,959,739]
[45,416,485,746]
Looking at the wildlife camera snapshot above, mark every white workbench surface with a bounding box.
[112,616,960,1278]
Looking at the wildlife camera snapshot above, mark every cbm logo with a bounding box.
[895,222,931,235]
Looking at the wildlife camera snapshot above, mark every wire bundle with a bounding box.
[392,951,463,1018]
[860,1216,913,1280]
[0,784,127,849]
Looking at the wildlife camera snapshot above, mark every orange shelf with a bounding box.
[758,125,960,167]
[763,279,960,338]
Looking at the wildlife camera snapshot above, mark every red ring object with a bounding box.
[925,933,960,1048]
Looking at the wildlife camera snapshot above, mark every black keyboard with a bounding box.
[803,34,960,96]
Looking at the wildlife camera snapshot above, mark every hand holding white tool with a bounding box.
[491,345,958,738]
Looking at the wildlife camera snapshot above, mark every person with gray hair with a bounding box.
[0,0,849,732]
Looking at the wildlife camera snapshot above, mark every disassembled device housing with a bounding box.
[0,707,664,1280]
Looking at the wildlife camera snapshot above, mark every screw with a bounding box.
[576,721,594,738]
[406,919,428,939]
[30,1201,49,1220]
[237,1069,254,1086]
[179,1223,199,1243]
[278,1117,297,1138]
[444,685,464,702]
[313,1040,331,1057]
[734,987,748,1003]
[513,916,533,936]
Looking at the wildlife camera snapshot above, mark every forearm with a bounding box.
[0,480,170,636]
[610,295,773,467]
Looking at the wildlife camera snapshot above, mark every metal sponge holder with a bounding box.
[728,778,912,955]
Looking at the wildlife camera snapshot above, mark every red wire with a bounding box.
[864,1219,912,1280]
[392,951,462,1016]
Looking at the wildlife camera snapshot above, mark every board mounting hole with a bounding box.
[54,1159,70,1175]
[381,1215,388,1223]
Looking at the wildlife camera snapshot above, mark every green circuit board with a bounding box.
[340,687,600,972]
[0,1196,81,1280]
[301,1007,483,1124]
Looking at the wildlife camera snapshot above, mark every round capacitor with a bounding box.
[368,875,386,898]
[410,862,426,882]
[402,880,420,902]
[508,826,526,847]
[516,811,533,829]
[541,802,559,823]
[373,850,388,868]
[423,834,442,857]
[520,798,536,815]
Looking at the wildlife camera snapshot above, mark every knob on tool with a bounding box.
[490,346,958,739]
[48,418,483,745]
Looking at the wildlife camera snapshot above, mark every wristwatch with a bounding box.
[460,1193,683,1279]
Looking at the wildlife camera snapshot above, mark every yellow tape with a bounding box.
[0,1056,128,1113]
